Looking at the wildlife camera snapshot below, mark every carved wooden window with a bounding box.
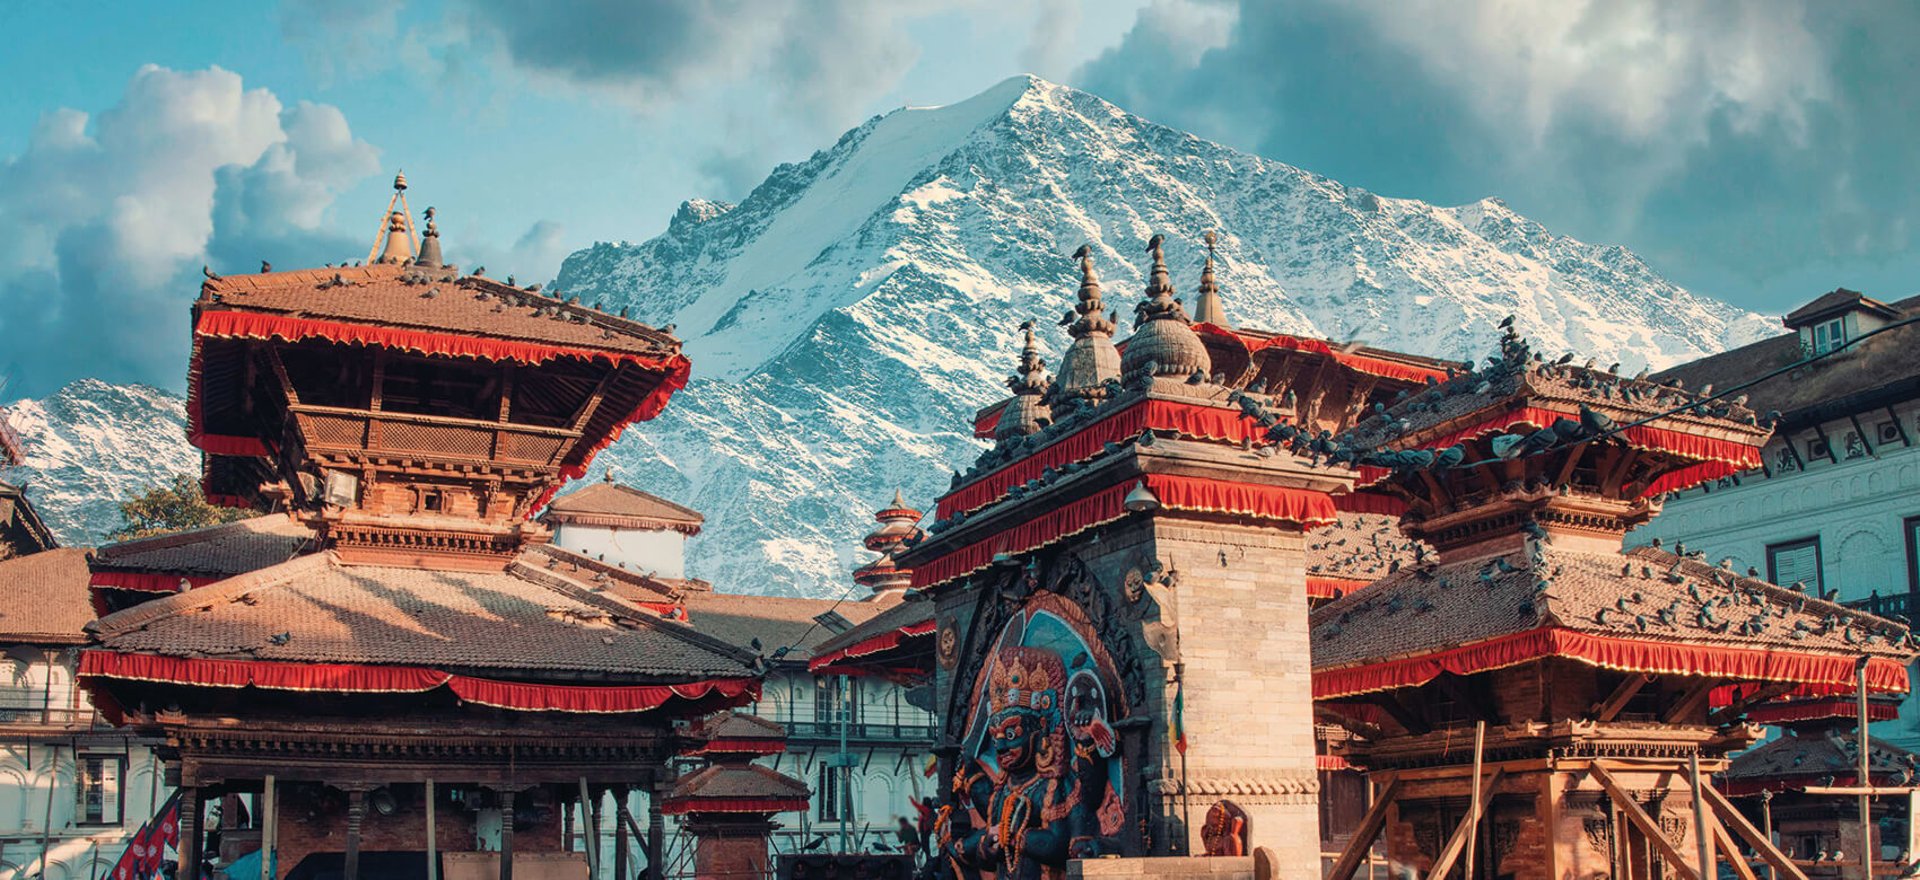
[1767,537,1823,593]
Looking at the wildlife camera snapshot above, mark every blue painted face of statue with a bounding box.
[991,713,1038,773]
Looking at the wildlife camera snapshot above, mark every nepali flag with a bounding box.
[110,791,182,880]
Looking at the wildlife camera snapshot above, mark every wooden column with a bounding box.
[261,776,278,880]
[426,781,439,880]
[613,788,630,880]
[646,789,665,880]
[178,787,202,880]
[499,790,517,880]
[344,789,367,880]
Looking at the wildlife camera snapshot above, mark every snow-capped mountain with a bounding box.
[554,75,1774,596]
[2,380,198,544]
[8,75,1776,594]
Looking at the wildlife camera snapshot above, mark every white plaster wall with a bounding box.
[551,524,687,578]
[0,654,167,880]
[1633,402,1920,745]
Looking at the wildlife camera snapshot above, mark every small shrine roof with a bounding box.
[87,552,756,680]
[809,597,935,673]
[542,481,705,533]
[199,263,678,358]
[686,709,787,742]
[1722,729,1919,793]
[662,763,810,809]
[1782,287,1900,326]
[1657,293,1920,428]
[91,515,317,577]
[681,592,890,661]
[0,548,96,645]
[1311,541,1913,699]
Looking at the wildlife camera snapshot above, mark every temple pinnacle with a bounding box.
[1193,230,1226,326]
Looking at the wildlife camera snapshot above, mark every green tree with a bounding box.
[109,475,248,540]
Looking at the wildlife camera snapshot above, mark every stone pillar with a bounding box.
[682,815,776,880]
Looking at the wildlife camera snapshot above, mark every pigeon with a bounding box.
[1187,369,1207,385]
[801,836,827,852]
[268,632,292,645]
[260,260,272,273]
[202,265,220,280]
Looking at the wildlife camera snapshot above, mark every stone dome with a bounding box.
[1120,234,1211,380]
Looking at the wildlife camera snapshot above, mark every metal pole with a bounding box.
[1691,752,1713,877]
[1466,720,1485,880]
[1175,662,1191,856]
[1859,658,1875,880]
[425,781,437,880]
[839,675,852,854]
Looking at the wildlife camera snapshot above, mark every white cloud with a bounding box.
[0,65,380,396]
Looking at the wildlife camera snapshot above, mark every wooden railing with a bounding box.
[1844,590,1913,625]
[290,405,579,467]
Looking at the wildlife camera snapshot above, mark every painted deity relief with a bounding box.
[938,592,1127,880]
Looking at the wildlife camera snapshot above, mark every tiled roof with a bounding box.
[810,597,930,662]
[88,552,756,680]
[1783,288,1897,325]
[667,763,810,801]
[1311,540,1913,672]
[1657,294,1920,426]
[1307,513,1424,584]
[688,709,787,741]
[543,481,704,529]
[0,549,96,644]
[681,593,889,660]
[91,515,316,577]
[201,264,678,356]
[1724,729,1917,783]
[521,543,688,601]
[0,481,57,556]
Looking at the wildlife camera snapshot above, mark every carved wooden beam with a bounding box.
[1705,682,1794,727]
[1662,679,1718,724]
[1711,816,1760,880]
[1588,673,1653,723]
[1325,774,1401,880]
[1589,764,1700,880]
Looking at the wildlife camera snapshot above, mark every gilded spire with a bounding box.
[1192,231,1226,326]
[414,206,444,268]
[994,320,1053,440]
[368,171,417,265]
[1051,244,1122,404]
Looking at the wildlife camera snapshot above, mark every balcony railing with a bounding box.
[1844,590,1912,625]
[291,405,578,467]
[784,721,938,744]
[0,705,114,730]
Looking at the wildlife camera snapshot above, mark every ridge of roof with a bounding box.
[543,481,705,525]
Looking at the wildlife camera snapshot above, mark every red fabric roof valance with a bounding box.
[1307,576,1371,601]
[1313,626,1910,701]
[1745,699,1899,726]
[1192,323,1453,384]
[196,309,687,372]
[78,651,757,716]
[937,399,1272,519]
[89,572,221,593]
[808,619,937,672]
[915,474,1336,590]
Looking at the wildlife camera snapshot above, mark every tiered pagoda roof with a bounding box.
[807,597,934,678]
[543,477,705,534]
[1305,513,1423,600]
[1721,729,1920,796]
[1311,329,1915,706]
[87,514,315,613]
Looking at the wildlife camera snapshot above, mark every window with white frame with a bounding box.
[1767,538,1823,593]
[816,763,841,821]
[75,754,124,825]
[1812,317,1847,355]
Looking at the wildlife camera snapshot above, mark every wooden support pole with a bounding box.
[1467,721,1486,880]
[1692,753,1715,879]
[1590,764,1700,880]
[1859,658,1875,880]
[261,775,277,880]
[1425,768,1506,880]
[613,788,629,880]
[499,789,516,880]
[178,787,202,880]
[646,789,665,880]
[345,789,366,880]
[580,779,600,880]
[1714,815,1760,880]
[1663,680,1717,724]
[1701,784,1807,880]
[1325,775,1401,880]
[426,781,439,880]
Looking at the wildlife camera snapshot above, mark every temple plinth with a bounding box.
[1313,328,1917,880]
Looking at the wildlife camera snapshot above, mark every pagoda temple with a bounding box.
[77,176,764,880]
[902,235,1460,880]
[1309,326,1918,880]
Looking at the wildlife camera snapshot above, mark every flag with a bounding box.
[1173,680,1188,755]
[110,791,182,880]
[923,753,938,778]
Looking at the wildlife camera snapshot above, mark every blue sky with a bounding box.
[1,0,1915,397]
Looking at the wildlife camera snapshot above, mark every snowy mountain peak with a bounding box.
[19,76,1776,596]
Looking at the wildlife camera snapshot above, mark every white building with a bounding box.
[541,484,936,863]
[0,546,168,880]
[1633,288,1920,745]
